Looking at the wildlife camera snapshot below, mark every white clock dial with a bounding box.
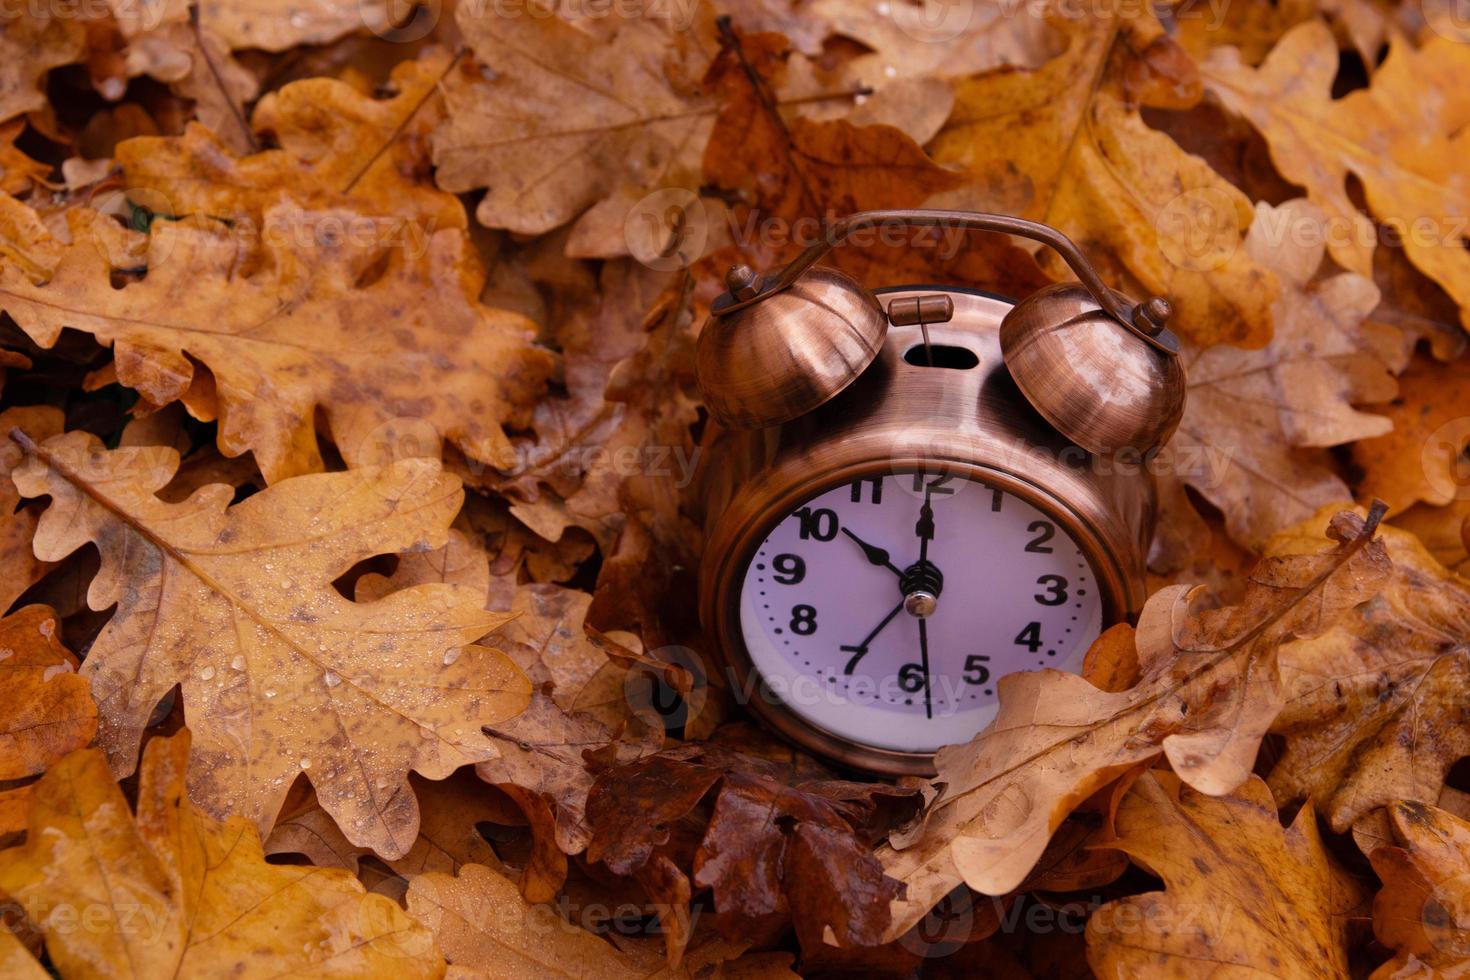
[737,471,1104,753]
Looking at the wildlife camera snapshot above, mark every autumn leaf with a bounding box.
[434,4,716,239]
[0,604,95,780]
[13,429,532,858]
[1085,771,1368,977]
[406,863,799,979]
[881,506,1388,935]
[1368,800,1470,975]
[928,7,1280,347]
[1202,19,1470,332]
[0,8,84,125]
[1151,197,1398,558]
[1352,350,1470,514]
[586,741,920,959]
[0,731,444,978]
[1265,505,1470,832]
[0,406,62,610]
[119,52,467,233]
[0,199,555,483]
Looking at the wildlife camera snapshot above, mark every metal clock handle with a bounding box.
[716,209,1180,356]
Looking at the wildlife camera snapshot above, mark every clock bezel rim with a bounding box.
[705,453,1129,777]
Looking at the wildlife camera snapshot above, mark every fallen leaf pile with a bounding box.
[0,0,1469,975]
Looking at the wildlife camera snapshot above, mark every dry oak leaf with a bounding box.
[1202,19,1470,332]
[406,863,798,979]
[0,732,444,978]
[1265,506,1470,832]
[265,767,517,878]
[0,406,63,611]
[118,50,465,237]
[1151,198,1396,557]
[927,8,1278,348]
[0,8,84,125]
[199,0,399,51]
[880,507,1390,936]
[13,429,532,860]
[0,604,96,780]
[1085,771,1367,978]
[1368,800,1470,976]
[586,742,920,958]
[434,3,716,238]
[1353,351,1470,514]
[0,121,52,196]
[0,203,555,483]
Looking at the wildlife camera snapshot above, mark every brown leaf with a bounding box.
[881,507,1389,935]
[14,429,532,859]
[266,768,519,877]
[586,742,920,959]
[121,51,465,233]
[0,8,84,125]
[0,201,554,483]
[434,7,714,238]
[1151,198,1397,557]
[1353,350,1470,514]
[1266,506,1470,832]
[1367,800,1470,975]
[0,604,96,780]
[0,731,443,977]
[928,8,1279,347]
[1085,771,1367,977]
[406,863,798,979]
[0,406,62,610]
[1202,19,1470,333]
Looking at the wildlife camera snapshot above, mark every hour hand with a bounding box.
[841,527,901,576]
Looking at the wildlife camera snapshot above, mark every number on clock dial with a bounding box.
[737,472,1104,754]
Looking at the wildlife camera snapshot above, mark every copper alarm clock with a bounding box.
[692,210,1186,776]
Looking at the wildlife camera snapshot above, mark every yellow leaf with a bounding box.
[13,429,531,859]
[1086,771,1366,977]
[0,604,95,780]
[930,9,1279,347]
[0,732,444,978]
[1368,800,1470,976]
[1202,19,1470,332]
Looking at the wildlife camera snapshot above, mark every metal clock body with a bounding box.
[695,286,1158,776]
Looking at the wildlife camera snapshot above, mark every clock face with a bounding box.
[737,470,1105,754]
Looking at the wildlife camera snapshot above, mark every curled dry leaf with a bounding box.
[13,429,532,859]
[1085,771,1367,978]
[1367,800,1470,976]
[1151,198,1396,559]
[881,507,1389,935]
[0,604,96,780]
[0,732,443,978]
[1202,19,1470,332]
[0,200,554,483]
[928,9,1279,347]
[585,742,921,960]
[1265,505,1470,832]
[406,863,798,980]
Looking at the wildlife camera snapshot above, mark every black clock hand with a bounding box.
[840,599,905,675]
[841,527,902,576]
[918,616,933,719]
[914,487,936,718]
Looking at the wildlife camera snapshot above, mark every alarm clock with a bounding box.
[691,210,1186,776]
